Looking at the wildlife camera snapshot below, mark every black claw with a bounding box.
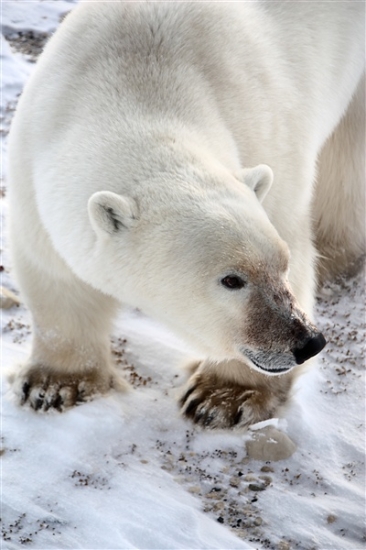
[184,398,202,418]
[232,409,243,426]
[22,381,30,397]
[21,382,31,404]
[203,413,215,427]
[76,388,86,403]
[53,394,63,411]
[34,397,44,411]
[180,386,196,407]
[194,409,207,424]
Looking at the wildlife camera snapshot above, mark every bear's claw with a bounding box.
[180,375,272,429]
[11,364,123,412]
[21,378,86,411]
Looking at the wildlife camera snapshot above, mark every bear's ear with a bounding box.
[88,191,139,236]
[235,164,273,202]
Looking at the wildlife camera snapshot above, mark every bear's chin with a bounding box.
[241,349,295,376]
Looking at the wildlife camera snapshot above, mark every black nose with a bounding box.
[292,333,326,364]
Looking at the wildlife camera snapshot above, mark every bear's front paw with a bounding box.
[10,364,125,412]
[180,373,274,429]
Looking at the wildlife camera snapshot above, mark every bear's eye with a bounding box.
[221,275,246,290]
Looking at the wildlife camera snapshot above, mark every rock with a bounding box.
[207,491,221,500]
[259,475,272,486]
[248,483,266,491]
[246,426,297,462]
[212,502,224,512]
[187,486,201,494]
[0,287,21,309]
[229,476,240,487]
[260,465,274,473]
[161,463,173,472]
[243,474,257,482]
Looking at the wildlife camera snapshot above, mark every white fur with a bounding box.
[8,2,364,400]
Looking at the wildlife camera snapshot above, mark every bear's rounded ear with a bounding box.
[88,191,139,237]
[235,164,273,202]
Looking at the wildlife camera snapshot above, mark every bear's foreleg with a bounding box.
[180,359,294,429]
[9,247,127,411]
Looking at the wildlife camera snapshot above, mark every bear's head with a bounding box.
[88,162,325,375]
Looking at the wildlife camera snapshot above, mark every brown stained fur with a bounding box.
[245,282,315,352]
[181,361,294,429]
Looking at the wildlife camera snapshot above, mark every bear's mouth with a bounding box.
[241,349,295,375]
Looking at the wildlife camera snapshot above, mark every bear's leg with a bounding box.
[313,73,365,283]
[180,359,294,429]
[9,247,127,411]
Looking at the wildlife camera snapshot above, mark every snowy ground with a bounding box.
[1,2,365,549]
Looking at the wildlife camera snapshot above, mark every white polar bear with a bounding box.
[8,1,364,427]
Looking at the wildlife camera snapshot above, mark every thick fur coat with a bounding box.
[8,1,365,426]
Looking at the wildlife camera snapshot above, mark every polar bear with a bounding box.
[8,1,364,427]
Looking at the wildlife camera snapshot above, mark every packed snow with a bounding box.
[1,2,365,549]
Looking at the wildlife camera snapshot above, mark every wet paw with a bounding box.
[10,364,124,412]
[180,373,273,429]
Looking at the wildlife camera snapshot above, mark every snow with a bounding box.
[1,2,365,549]
[1,1,72,34]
